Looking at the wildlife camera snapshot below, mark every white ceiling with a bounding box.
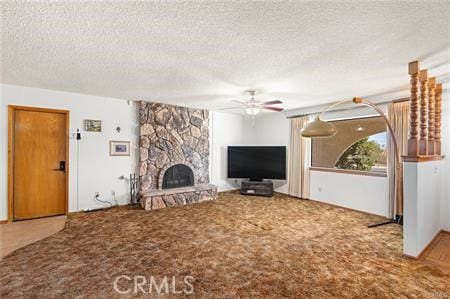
[1,1,449,112]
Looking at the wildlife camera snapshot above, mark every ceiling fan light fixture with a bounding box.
[226,90,284,115]
[245,107,261,115]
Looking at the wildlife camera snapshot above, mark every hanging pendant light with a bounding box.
[301,116,337,137]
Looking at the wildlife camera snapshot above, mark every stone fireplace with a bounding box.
[138,101,217,210]
[160,163,194,189]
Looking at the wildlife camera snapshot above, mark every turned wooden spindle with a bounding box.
[407,61,420,156]
[418,69,428,156]
[427,77,436,155]
[435,83,442,156]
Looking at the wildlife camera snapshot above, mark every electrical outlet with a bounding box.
[112,191,115,196]
[318,187,322,192]
[95,192,100,198]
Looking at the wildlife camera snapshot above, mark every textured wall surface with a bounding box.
[139,101,209,192]
[311,116,386,168]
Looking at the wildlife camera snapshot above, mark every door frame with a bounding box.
[8,105,70,223]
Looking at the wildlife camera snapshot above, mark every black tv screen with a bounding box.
[227,146,286,180]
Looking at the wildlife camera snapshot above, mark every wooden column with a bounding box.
[427,77,436,155]
[407,61,420,156]
[435,83,442,156]
[418,69,428,156]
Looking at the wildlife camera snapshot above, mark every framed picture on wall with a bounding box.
[110,141,130,156]
[84,119,102,132]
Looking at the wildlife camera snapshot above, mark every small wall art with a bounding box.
[110,141,130,156]
[84,119,102,132]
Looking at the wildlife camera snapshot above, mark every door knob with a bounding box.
[52,161,66,172]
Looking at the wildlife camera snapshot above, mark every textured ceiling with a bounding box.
[1,1,449,112]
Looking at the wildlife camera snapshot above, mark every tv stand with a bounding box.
[248,178,263,182]
[241,180,273,197]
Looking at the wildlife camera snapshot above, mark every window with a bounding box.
[311,116,387,173]
[335,132,387,172]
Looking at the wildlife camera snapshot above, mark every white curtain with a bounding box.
[288,116,311,199]
[387,101,409,218]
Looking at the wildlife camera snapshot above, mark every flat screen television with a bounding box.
[227,146,286,181]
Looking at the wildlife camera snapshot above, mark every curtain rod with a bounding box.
[286,97,408,119]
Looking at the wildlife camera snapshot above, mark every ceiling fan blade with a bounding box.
[262,100,283,105]
[232,100,247,105]
[215,106,242,111]
[262,106,284,112]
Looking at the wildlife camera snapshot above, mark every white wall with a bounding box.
[308,104,390,217]
[210,112,291,193]
[3,83,448,230]
[210,111,253,192]
[0,84,138,220]
[251,113,290,194]
[440,92,450,231]
[0,85,268,220]
[310,170,389,217]
[248,110,391,217]
[403,160,443,257]
[0,93,3,218]
[402,90,449,257]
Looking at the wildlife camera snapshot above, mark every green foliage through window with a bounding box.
[335,137,384,171]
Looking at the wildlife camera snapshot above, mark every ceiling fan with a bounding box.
[231,90,284,115]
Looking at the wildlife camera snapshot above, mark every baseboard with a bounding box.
[402,253,418,260]
[68,202,131,216]
[306,197,387,218]
[407,229,448,260]
[0,220,8,224]
[273,191,291,196]
[218,188,239,194]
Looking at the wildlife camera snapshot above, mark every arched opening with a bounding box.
[311,116,386,170]
[334,132,387,172]
[162,164,194,189]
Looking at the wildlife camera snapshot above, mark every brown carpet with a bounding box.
[1,192,449,298]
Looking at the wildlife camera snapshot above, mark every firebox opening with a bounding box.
[162,164,194,189]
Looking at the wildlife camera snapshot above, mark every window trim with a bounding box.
[309,167,387,178]
[311,115,387,173]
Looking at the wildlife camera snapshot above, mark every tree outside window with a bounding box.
[335,132,387,172]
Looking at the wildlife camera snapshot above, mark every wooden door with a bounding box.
[10,107,68,220]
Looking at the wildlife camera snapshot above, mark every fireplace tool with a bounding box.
[129,173,139,205]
